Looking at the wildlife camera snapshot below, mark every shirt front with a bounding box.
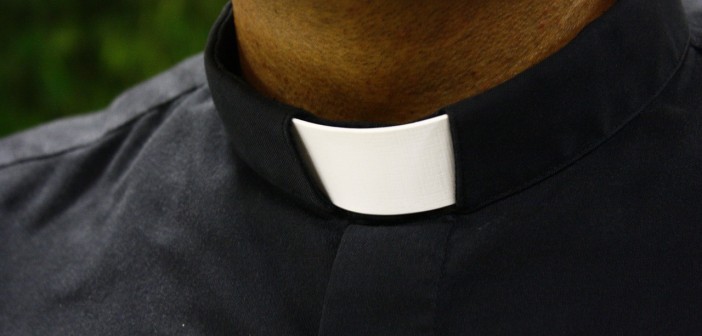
[1,0,702,334]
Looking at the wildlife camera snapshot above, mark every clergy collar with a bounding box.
[292,115,456,216]
[205,0,690,219]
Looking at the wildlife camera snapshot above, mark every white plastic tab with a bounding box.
[292,115,456,215]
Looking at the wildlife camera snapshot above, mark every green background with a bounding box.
[0,1,226,137]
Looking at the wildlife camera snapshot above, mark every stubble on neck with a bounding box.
[233,0,616,124]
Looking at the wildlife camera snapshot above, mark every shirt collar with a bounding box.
[205,0,691,219]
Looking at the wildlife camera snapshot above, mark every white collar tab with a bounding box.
[292,115,456,216]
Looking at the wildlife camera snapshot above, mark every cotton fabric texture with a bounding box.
[1,0,702,334]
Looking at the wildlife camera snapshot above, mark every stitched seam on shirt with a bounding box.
[316,223,352,336]
[460,34,694,216]
[432,220,457,336]
[0,85,203,172]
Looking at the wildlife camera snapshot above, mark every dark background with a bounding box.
[0,1,225,137]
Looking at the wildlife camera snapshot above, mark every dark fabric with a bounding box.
[2,0,702,335]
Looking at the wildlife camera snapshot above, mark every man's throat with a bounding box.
[233,0,616,124]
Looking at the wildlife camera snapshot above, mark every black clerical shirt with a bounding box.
[2,1,702,335]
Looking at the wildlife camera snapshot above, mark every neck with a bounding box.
[232,0,615,124]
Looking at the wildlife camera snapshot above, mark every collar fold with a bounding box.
[205,0,690,219]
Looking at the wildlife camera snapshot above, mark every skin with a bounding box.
[232,0,616,124]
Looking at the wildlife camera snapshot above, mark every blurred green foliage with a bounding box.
[0,0,226,137]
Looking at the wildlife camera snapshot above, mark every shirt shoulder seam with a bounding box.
[0,54,206,170]
[0,84,205,172]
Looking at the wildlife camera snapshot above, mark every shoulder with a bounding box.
[684,0,702,48]
[0,53,207,169]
